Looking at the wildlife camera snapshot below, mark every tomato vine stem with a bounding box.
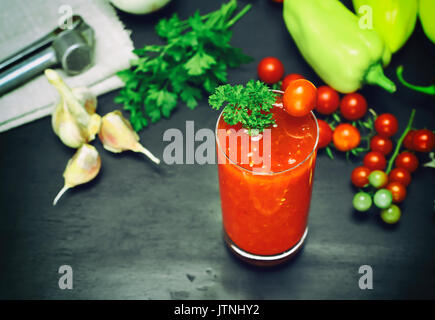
[386,109,416,174]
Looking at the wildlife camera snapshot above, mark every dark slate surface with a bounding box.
[0,0,434,299]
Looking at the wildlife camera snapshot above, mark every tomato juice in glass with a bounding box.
[215,90,319,265]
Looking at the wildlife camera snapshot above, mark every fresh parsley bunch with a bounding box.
[209,80,277,135]
[115,0,253,131]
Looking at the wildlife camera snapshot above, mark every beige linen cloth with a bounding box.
[0,0,135,132]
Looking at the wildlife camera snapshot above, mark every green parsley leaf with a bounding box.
[115,0,253,131]
[209,80,277,133]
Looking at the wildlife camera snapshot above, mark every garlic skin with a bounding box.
[46,69,101,148]
[99,110,160,164]
[53,144,101,206]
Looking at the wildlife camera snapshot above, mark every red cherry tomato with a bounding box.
[363,151,387,170]
[388,167,411,187]
[339,93,367,121]
[370,135,393,155]
[315,86,340,115]
[386,182,407,203]
[351,166,371,188]
[374,113,399,137]
[283,79,317,117]
[412,129,435,153]
[395,151,419,172]
[332,123,361,151]
[317,119,333,149]
[257,57,285,85]
[403,130,416,150]
[281,73,304,91]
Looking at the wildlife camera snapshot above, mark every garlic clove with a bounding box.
[52,98,88,148]
[45,69,101,145]
[71,87,97,115]
[53,144,101,206]
[99,110,160,164]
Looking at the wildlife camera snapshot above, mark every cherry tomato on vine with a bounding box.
[257,57,284,84]
[332,123,361,151]
[283,79,317,117]
[395,151,419,173]
[374,113,399,137]
[315,86,340,115]
[317,119,333,149]
[363,151,386,170]
[339,93,367,121]
[412,129,435,153]
[281,73,304,91]
[368,170,388,189]
[351,166,371,188]
[353,192,372,212]
[403,130,416,150]
[388,167,411,187]
[374,189,393,209]
[386,182,407,203]
[370,135,393,155]
[381,204,401,224]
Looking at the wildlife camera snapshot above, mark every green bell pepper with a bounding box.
[353,0,418,53]
[419,0,435,44]
[283,0,396,93]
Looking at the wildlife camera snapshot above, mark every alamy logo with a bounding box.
[357,5,373,30]
[58,265,73,290]
[162,121,272,171]
[358,265,373,290]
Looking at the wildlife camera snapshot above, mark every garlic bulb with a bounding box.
[53,144,101,206]
[99,110,160,164]
[46,69,101,148]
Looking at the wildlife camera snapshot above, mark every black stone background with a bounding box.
[0,0,434,299]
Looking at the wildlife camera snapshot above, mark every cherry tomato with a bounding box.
[363,151,387,171]
[351,166,371,188]
[281,73,304,91]
[403,130,416,150]
[370,135,393,155]
[395,151,419,172]
[315,86,340,115]
[388,167,411,187]
[374,113,399,137]
[381,204,401,224]
[386,182,407,203]
[374,189,393,209]
[332,123,361,151]
[412,129,435,153]
[353,192,372,212]
[317,119,333,149]
[368,170,388,189]
[283,79,317,117]
[257,57,284,85]
[339,93,367,121]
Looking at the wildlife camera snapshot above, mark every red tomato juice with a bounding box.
[216,97,318,257]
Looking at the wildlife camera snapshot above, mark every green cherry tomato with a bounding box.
[380,204,401,224]
[373,189,393,209]
[353,192,372,212]
[368,170,388,188]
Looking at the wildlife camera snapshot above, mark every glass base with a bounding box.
[224,228,308,267]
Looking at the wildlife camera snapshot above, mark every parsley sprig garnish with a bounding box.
[115,0,253,131]
[209,80,277,135]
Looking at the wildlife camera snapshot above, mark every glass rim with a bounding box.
[214,89,319,176]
